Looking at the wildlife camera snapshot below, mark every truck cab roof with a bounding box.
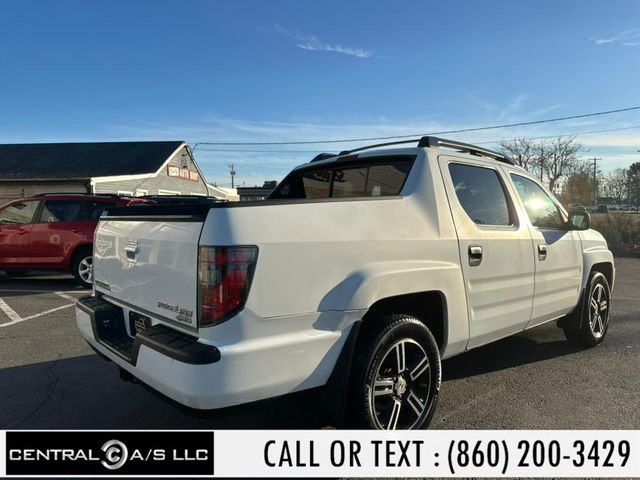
[294,136,523,172]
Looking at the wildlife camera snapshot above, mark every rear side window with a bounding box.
[39,200,85,223]
[449,163,513,226]
[0,201,39,225]
[270,156,414,200]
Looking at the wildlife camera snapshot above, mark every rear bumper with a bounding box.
[76,295,357,410]
[76,296,227,409]
[76,296,220,366]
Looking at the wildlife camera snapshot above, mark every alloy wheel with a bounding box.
[589,282,609,338]
[369,339,432,429]
[78,256,93,284]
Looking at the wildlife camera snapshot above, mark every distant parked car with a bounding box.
[0,193,147,286]
[596,205,609,214]
[568,203,587,211]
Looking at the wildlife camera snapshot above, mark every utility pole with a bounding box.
[228,164,236,189]
[592,157,601,208]
[628,168,632,212]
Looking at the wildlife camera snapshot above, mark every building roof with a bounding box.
[0,141,185,180]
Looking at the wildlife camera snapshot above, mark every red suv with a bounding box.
[0,194,144,287]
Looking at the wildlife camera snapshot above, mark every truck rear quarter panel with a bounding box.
[199,154,469,358]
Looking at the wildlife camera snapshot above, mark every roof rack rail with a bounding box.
[310,152,338,162]
[417,136,515,165]
[338,138,421,156]
[337,136,515,165]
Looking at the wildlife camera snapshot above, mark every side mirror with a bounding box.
[568,209,590,230]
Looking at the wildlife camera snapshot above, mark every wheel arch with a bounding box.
[591,261,614,289]
[359,291,447,354]
[582,246,615,291]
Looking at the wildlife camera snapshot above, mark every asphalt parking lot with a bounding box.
[0,257,638,430]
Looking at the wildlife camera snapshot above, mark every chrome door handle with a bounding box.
[538,244,547,261]
[468,245,483,266]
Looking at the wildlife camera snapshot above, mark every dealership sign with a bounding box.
[167,165,200,182]
[1,430,638,477]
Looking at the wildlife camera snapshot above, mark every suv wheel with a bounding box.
[562,271,611,348]
[72,249,93,287]
[350,315,441,430]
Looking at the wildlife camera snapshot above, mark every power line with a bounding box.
[193,124,640,155]
[190,105,640,147]
[477,124,640,145]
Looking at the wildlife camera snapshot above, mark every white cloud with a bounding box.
[592,29,640,46]
[274,24,372,58]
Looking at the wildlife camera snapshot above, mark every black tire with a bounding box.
[349,314,441,430]
[562,271,611,348]
[72,247,93,288]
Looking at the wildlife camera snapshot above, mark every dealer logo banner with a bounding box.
[5,431,213,476]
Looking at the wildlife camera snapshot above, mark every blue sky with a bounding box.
[1,0,639,186]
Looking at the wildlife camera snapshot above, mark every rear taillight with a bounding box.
[198,246,258,327]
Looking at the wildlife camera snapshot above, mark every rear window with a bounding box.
[270,156,415,200]
[88,201,117,221]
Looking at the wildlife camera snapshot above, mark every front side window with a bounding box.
[448,163,513,226]
[270,156,414,200]
[510,174,564,229]
[39,200,85,223]
[0,201,39,225]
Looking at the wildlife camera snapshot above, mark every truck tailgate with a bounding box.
[93,211,205,332]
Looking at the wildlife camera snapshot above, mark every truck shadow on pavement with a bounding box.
[0,326,582,430]
[443,332,581,381]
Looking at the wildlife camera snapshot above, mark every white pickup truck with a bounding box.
[77,136,614,430]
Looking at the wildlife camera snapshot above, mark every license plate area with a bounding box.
[129,311,151,336]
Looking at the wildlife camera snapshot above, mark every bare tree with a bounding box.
[499,136,584,191]
[542,136,583,192]
[498,137,540,172]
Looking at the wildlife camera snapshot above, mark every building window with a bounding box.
[117,190,134,196]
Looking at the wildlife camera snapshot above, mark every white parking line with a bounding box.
[0,298,22,323]
[0,304,75,328]
[54,291,81,302]
[0,290,80,328]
